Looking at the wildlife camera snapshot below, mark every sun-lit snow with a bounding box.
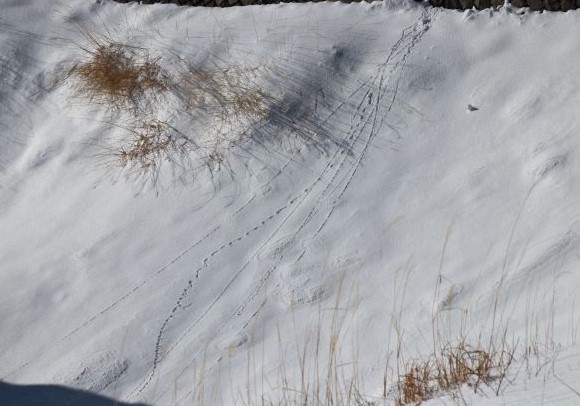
[1,0,580,404]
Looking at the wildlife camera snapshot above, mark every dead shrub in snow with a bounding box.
[178,65,269,146]
[396,339,515,405]
[113,119,195,185]
[180,66,268,118]
[387,248,517,405]
[70,40,168,108]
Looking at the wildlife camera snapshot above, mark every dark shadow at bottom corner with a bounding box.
[0,380,151,406]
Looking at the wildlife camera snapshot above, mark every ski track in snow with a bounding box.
[1,226,221,380]
[0,4,436,400]
[131,9,436,399]
[5,3,580,405]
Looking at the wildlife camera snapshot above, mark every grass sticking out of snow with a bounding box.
[70,41,169,109]
[113,119,195,186]
[179,66,269,123]
[396,339,515,405]
[181,289,521,405]
[184,252,569,406]
[66,32,277,189]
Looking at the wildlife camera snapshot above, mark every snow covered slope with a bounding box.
[1,0,580,404]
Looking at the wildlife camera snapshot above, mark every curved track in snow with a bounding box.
[0,5,437,401]
[131,8,437,399]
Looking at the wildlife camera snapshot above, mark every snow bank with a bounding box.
[1,0,580,404]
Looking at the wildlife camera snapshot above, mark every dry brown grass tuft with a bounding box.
[397,340,515,405]
[113,119,194,185]
[179,66,269,142]
[65,33,277,187]
[71,42,168,107]
[181,67,267,115]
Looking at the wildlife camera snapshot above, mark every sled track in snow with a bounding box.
[132,10,436,399]
[0,227,221,380]
[1,9,435,396]
[172,13,436,400]
[309,10,435,243]
[230,6,436,351]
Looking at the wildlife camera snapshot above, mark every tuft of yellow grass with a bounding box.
[71,42,168,106]
[396,339,515,405]
[114,119,194,185]
[179,66,269,138]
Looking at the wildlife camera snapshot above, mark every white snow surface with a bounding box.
[2,0,580,404]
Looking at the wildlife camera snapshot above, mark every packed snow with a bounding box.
[1,0,580,404]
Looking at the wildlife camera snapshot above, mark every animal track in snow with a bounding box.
[76,231,120,264]
[438,284,464,312]
[57,350,128,393]
[131,10,438,396]
[510,231,576,289]
[218,333,249,358]
[258,236,296,262]
[331,254,362,273]
[531,155,567,181]
[275,263,328,307]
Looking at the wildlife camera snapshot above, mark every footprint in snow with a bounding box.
[275,263,328,307]
[56,350,128,393]
[258,236,297,262]
[531,155,567,182]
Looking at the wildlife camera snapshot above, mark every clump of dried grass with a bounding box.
[179,65,269,144]
[70,41,168,107]
[396,339,515,405]
[114,119,194,185]
[65,30,278,188]
[387,248,517,406]
[181,66,267,116]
